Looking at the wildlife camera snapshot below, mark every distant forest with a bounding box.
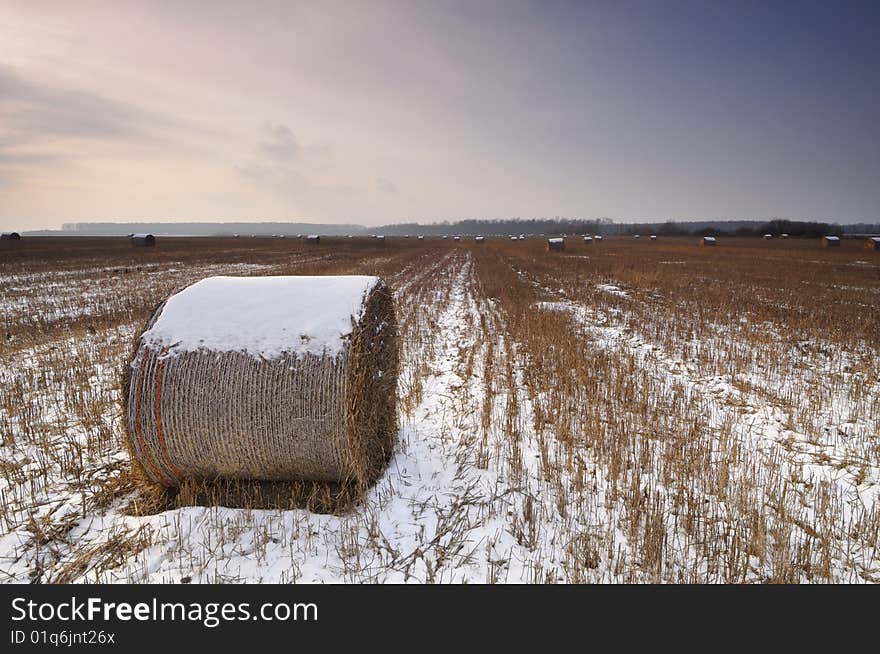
[33,218,880,238]
[378,218,880,238]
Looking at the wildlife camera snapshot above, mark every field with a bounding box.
[1,235,878,583]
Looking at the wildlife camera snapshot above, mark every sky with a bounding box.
[1,0,878,230]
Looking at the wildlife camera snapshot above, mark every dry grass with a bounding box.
[0,235,877,583]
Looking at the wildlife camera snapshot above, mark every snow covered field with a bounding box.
[1,236,877,583]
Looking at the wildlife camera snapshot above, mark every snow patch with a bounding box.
[142,275,380,358]
[596,283,628,298]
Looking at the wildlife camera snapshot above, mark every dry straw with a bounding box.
[121,276,398,514]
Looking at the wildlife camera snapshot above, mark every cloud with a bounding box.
[257,121,330,163]
[238,163,358,200]
[0,132,73,188]
[236,121,359,217]
[375,176,397,194]
[0,149,68,166]
[258,122,301,160]
[235,162,274,181]
[0,64,178,142]
[237,149,360,220]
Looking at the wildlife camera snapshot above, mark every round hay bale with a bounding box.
[123,275,398,496]
[131,233,155,247]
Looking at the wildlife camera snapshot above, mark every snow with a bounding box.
[2,247,878,584]
[141,275,380,358]
[596,283,628,298]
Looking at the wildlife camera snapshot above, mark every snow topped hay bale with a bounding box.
[547,237,564,251]
[131,233,155,247]
[122,275,398,513]
[822,235,840,247]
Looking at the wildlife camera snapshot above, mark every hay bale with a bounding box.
[583,235,592,243]
[306,234,320,244]
[131,233,155,247]
[1,231,21,240]
[123,275,398,502]
[474,235,485,242]
[822,235,841,247]
[547,237,564,252]
[701,236,717,246]
[864,237,880,251]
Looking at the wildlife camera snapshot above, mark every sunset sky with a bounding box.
[1,0,878,230]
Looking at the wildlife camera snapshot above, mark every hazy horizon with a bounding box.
[2,1,878,231]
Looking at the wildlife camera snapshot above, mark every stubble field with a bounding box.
[1,235,878,583]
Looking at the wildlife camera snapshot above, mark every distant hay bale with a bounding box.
[453,235,461,241]
[474,235,485,242]
[131,234,155,247]
[763,233,773,239]
[122,275,398,511]
[417,235,424,240]
[701,236,717,247]
[1,231,21,241]
[649,234,657,240]
[864,237,880,251]
[781,233,789,238]
[594,235,603,241]
[583,235,593,243]
[822,235,841,247]
[547,237,564,252]
[306,234,320,244]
